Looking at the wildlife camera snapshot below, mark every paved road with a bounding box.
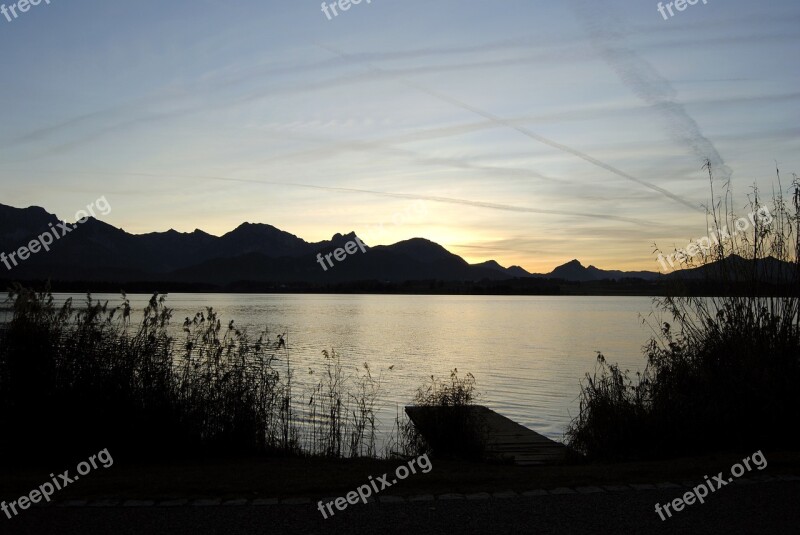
[5,481,799,535]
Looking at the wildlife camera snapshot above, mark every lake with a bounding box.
[2,293,662,444]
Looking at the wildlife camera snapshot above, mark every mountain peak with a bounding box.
[506,265,532,277]
[552,259,585,270]
[383,237,462,264]
[471,259,508,273]
[235,221,266,230]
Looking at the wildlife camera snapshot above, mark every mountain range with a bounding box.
[0,202,792,288]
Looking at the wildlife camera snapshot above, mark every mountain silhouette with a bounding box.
[546,259,660,282]
[0,203,511,284]
[6,202,788,287]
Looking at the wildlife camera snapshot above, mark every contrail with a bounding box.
[317,43,703,213]
[233,127,569,187]
[243,90,800,173]
[103,171,661,227]
[405,84,701,212]
[570,0,732,182]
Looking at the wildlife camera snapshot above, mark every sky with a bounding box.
[0,0,798,273]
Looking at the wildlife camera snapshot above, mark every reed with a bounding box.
[567,167,800,460]
[0,288,387,463]
[305,351,383,458]
[406,369,486,459]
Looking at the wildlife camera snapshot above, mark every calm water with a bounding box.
[2,294,661,442]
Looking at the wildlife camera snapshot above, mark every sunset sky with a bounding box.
[1,0,798,272]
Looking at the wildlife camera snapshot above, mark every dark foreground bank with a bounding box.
[4,479,798,535]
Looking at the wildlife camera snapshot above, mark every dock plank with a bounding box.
[405,405,572,465]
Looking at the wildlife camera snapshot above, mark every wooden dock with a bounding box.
[405,405,572,466]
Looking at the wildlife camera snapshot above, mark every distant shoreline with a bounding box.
[1,278,796,298]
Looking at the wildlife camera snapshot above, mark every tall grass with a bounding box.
[0,288,387,464]
[567,167,800,460]
[306,350,382,458]
[385,406,429,459]
[414,368,478,407]
[404,369,486,459]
